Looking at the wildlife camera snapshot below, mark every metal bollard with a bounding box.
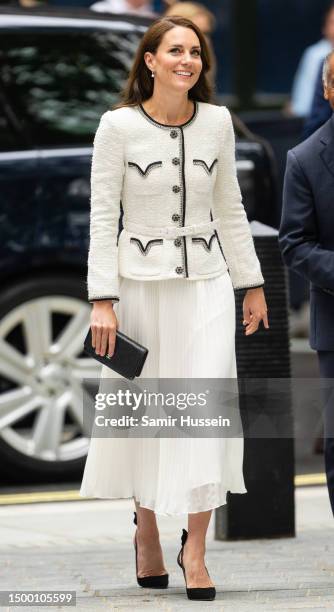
[215,222,295,540]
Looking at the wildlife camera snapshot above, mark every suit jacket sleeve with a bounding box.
[212,106,264,290]
[87,111,124,303]
[279,149,334,292]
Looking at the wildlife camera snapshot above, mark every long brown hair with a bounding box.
[113,16,213,109]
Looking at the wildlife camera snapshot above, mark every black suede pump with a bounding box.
[177,528,216,601]
[133,511,169,588]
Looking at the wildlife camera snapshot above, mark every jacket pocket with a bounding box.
[192,158,218,193]
[128,161,163,176]
[191,233,217,252]
[127,161,163,195]
[130,237,163,255]
[190,231,226,275]
[193,159,218,175]
[119,230,169,278]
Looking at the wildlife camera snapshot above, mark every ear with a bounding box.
[324,85,329,101]
[144,51,155,72]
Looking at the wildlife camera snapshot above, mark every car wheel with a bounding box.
[0,274,101,483]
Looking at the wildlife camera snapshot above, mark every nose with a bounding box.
[180,51,192,64]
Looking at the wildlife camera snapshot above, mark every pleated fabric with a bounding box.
[79,272,247,516]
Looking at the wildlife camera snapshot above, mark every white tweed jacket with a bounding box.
[87,100,264,303]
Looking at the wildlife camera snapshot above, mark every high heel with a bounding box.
[177,528,216,601]
[133,511,169,588]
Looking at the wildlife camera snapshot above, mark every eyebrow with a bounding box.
[168,44,201,50]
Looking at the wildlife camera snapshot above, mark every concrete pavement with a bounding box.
[0,486,333,611]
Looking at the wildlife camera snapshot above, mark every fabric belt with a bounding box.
[123,218,221,240]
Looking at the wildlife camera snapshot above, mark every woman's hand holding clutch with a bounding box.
[90,301,119,357]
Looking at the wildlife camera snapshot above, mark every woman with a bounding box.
[79,16,268,601]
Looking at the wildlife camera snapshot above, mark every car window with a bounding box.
[0,107,20,151]
[0,28,143,147]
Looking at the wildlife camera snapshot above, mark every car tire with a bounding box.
[0,273,99,484]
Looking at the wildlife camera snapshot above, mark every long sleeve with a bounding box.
[212,106,264,290]
[87,111,124,302]
[279,149,334,294]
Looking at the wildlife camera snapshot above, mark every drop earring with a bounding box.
[151,71,155,78]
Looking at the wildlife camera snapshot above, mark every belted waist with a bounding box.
[123,218,221,240]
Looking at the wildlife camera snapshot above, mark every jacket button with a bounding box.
[170,130,178,138]
[172,213,180,222]
[172,185,180,193]
[174,238,182,247]
[172,157,180,165]
[175,266,183,274]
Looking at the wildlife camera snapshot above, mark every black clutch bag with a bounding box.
[83,327,148,380]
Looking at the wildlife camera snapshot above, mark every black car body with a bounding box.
[0,6,277,481]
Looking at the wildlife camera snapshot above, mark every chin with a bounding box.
[169,85,190,94]
[172,79,196,91]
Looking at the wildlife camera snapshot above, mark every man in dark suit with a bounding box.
[279,50,334,515]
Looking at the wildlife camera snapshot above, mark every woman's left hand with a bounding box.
[242,287,269,335]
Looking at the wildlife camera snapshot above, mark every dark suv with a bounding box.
[0,6,277,481]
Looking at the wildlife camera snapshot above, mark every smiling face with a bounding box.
[144,26,203,93]
[324,54,334,112]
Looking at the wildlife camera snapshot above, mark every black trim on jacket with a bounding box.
[128,161,162,176]
[130,237,163,255]
[192,234,217,251]
[193,159,218,174]
[180,128,189,278]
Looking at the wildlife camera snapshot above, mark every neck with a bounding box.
[143,87,193,124]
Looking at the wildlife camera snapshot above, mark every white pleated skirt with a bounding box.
[79,271,247,516]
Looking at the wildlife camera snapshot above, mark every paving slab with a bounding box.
[0,486,333,611]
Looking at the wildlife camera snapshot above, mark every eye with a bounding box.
[170,47,201,56]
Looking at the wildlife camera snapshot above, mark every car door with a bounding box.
[0,92,40,274]
[0,18,145,480]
